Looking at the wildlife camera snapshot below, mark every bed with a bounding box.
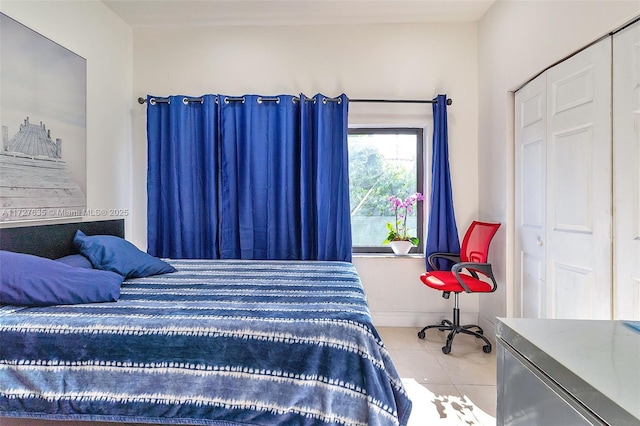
[0,219,411,426]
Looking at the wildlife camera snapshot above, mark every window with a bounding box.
[348,128,424,254]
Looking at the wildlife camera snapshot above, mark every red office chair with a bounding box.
[418,221,501,354]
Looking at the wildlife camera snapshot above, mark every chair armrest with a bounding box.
[427,252,461,270]
[452,262,498,293]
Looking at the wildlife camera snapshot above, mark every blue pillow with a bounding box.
[0,251,123,307]
[73,230,176,278]
[55,254,94,269]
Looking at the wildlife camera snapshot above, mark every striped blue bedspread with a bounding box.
[0,260,411,425]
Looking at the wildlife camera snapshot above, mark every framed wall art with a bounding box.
[0,12,86,222]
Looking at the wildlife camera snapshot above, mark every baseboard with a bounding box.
[371,311,480,328]
[477,315,496,344]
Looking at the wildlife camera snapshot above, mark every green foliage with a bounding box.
[382,220,419,245]
[349,143,415,217]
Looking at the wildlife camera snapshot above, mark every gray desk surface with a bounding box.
[496,318,640,425]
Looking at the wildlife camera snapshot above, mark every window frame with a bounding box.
[348,127,425,254]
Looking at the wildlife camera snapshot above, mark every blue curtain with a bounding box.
[425,94,460,270]
[147,93,352,262]
[299,94,352,261]
[147,95,219,259]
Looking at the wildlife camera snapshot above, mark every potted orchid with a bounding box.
[383,192,424,255]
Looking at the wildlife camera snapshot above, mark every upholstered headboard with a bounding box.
[0,219,125,259]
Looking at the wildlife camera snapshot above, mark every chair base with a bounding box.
[417,295,492,354]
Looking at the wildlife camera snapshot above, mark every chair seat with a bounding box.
[420,271,493,293]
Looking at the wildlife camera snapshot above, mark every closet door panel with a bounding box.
[515,73,547,318]
[546,38,612,319]
[613,21,640,320]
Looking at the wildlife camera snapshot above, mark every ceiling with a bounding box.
[101,0,496,27]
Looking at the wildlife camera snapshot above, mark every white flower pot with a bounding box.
[389,240,412,255]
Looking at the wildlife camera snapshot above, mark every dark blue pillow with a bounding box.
[73,230,176,278]
[0,251,123,307]
[55,254,94,269]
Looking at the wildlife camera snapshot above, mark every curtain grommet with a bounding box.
[258,96,279,104]
[182,97,203,105]
[224,96,246,104]
[150,98,156,106]
[322,97,341,104]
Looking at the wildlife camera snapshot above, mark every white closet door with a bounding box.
[613,21,640,320]
[515,73,547,318]
[545,38,612,319]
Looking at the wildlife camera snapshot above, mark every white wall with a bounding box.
[0,1,134,235]
[131,22,479,326]
[477,1,639,335]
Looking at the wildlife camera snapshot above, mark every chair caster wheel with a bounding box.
[482,345,492,353]
[442,346,451,354]
[417,331,426,339]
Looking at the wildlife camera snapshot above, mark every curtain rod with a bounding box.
[137,96,452,106]
[350,98,452,105]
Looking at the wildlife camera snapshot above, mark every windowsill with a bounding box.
[353,253,424,259]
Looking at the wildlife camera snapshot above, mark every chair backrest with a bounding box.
[460,221,501,263]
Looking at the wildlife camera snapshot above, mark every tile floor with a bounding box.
[377,326,497,426]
